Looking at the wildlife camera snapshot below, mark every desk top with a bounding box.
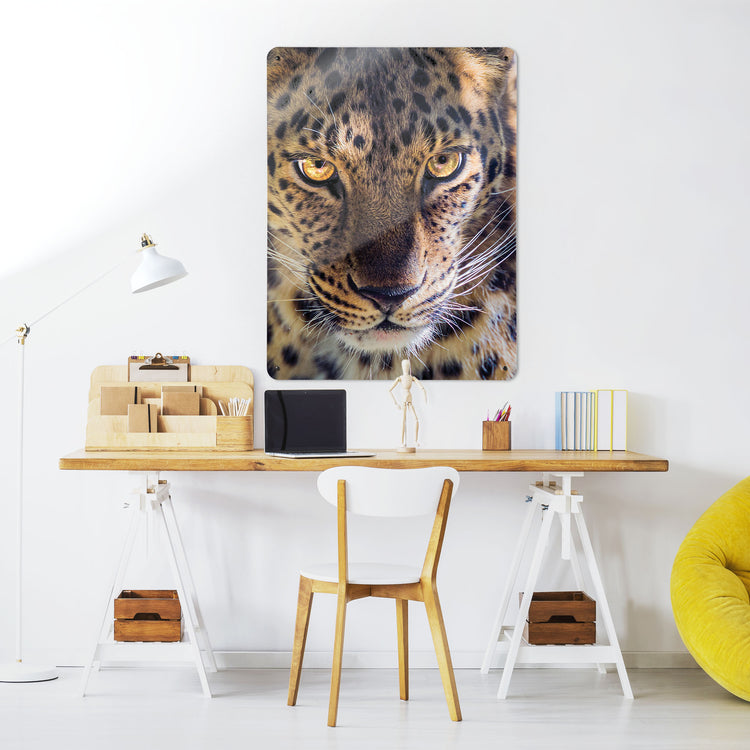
[59,449,668,473]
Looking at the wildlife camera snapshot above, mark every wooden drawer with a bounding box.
[525,591,595,623]
[523,620,596,645]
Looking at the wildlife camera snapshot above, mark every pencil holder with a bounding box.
[482,420,511,451]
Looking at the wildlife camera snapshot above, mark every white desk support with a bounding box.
[480,473,633,699]
[81,473,217,697]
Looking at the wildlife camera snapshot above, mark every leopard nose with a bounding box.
[355,282,421,313]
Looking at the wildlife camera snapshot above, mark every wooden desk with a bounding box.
[60,448,668,473]
[60,447,667,699]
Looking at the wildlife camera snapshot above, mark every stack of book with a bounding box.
[555,390,627,451]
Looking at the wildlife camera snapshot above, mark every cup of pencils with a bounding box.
[482,403,511,451]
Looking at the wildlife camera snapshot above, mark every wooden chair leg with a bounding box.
[288,576,314,706]
[328,585,348,727]
[396,599,409,700]
[423,585,461,721]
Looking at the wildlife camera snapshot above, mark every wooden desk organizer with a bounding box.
[482,420,511,450]
[85,365,253,451]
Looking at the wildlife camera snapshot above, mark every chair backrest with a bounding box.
[317,466,460,517]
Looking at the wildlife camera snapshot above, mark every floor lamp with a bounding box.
[0,233,187,683]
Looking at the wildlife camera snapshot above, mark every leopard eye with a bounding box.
[295,157,337,184]
[425,151,464,181]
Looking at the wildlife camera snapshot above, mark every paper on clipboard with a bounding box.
[128,353,190,382]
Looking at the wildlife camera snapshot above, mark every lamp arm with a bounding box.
[29,256,129,331]
[1,255,129,348]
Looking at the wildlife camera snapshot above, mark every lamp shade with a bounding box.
[131,235,188,293]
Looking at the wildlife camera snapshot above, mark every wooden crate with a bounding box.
[114,590,181,642]
[521,591,596,645]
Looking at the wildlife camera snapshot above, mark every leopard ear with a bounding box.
[467,47,515,65]
[267,47,317,94]
[466,47,516,78]
[462,47,517,103]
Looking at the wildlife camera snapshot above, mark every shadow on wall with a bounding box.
[167,472,334,650]
[583,463,744,652]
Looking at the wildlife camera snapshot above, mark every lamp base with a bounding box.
[0,661,58,683]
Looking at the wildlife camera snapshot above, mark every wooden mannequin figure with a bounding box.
[388,359,427,453]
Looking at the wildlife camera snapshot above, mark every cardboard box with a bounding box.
[100,385,140,415]
[162,390,201,415]
[127,403,157,433]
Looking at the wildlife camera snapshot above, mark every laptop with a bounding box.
[264,389,374,458]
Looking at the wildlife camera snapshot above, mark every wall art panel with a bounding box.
[267,47,516,380]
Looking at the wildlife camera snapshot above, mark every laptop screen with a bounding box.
[264,390,347,453]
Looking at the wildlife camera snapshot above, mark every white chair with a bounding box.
[287,466,462,726]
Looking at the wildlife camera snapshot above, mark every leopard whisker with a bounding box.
[456,231,516,281]
[338,343,367,376]
[342,347,363,375]
[304,91,339,141]
[268,235,310,286]
[428,337,450,353]
[457,217,516,264]
[266,298,316,303]
[456,209,507,259]
[323,92,339,131]
[453,246,514,294]
[268,263,306,289]
[455,222,513,274]
[267,248,306,273]
[407,349,428,370]
[432,313,463,339]
[441,300,482,314]
[452,242,515,297]
[456,204,515,260]
[304,91,331,122]
[453,252,512,294]
[302,308,338,342]
[267,231,309,263]
[441,300,482,322]
[489,186,517,196]
[267,254,307,286]
[457,196,515,248]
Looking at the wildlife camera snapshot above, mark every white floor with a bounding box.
[1,667,749,749]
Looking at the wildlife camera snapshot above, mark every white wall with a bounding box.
[1,0,749,667]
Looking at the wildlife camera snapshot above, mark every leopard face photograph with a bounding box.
[267,47,517,380]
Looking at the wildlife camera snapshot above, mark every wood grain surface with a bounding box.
[59,449,668,473]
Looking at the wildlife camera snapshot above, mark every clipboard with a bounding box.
[128,353,190,382]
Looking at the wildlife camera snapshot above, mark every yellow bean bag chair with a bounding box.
[671,476,750,700]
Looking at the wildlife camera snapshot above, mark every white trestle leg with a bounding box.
[82,473,216,697]
[481,473,633,699]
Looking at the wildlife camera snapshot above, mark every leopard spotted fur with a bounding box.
[267,47,517,380]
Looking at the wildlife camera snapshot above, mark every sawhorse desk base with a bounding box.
[481,473,633,699]
[81,473,217,697]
